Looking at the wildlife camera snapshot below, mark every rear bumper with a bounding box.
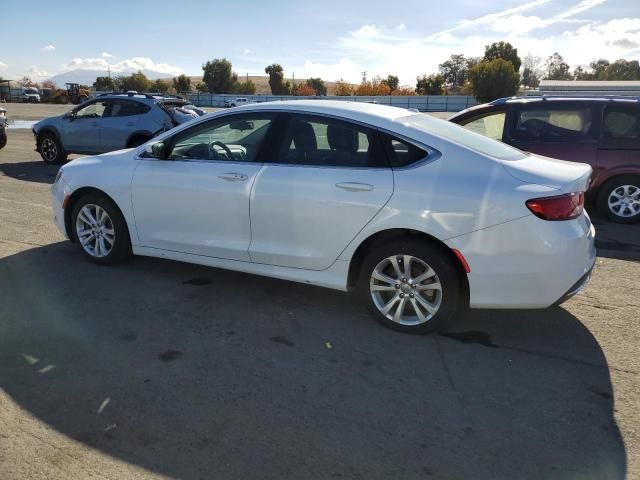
[554,264,594,305]
[446,212,596,309]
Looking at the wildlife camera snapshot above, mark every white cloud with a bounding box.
[351,24,380,38]
[243,48,252,54]
[41,45,56,52]
[0,61,6,73]
[396,24,406,31]
[25,66,49,79]
[295,58,362,82]
[66,56,183,75]
[101,51,114,58]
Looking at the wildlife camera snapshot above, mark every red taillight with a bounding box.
[526,192,584,221]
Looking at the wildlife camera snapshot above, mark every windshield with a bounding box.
[399,113,527,161]
[25,88,38,94]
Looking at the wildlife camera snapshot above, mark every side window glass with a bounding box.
[168,114,273,161]
[512,108,594,141]
[379,133,428,167]
[110,100,149,117]
[281,116,387,168]
[461,112,505,141]
[76,102,107,119]
[602,105,640,149]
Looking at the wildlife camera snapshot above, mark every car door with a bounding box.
[596,103,640,185]
[101,99,150,151]
[131,112,277,261]
[505,102,600,169]
[249,113,394,270]
[62,100,109,152]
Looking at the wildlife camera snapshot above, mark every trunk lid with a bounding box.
[501,153,592,194]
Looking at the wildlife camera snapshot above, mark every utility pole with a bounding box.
[361,71,367,83]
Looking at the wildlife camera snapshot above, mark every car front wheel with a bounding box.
[597,176,640,224]
[71,193,132,265]
[38,133,67,165]
[359,240,461,334]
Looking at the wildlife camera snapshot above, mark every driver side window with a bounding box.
[75,101,108,119]
[168,114,275,162]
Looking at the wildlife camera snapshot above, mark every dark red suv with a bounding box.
[449,96,640,223]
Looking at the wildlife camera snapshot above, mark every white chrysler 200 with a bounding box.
[51,100,596,333]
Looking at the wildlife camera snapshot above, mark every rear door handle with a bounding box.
[218,173,248,182]
[336,182,373,192]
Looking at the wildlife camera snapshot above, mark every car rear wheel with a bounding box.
[71,193,132,265]
[597,176,640,224]
[0,130,6,150]
[38,133,67,165]
[358,240,461,334]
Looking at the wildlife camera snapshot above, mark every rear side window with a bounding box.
[279,115,388,168]
[109,100,150,117]
[460,112,506,141]
[511,107,594,141]
[601,104,640,149]
[379,133,428,167]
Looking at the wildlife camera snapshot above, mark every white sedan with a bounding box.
[51,100,596,333]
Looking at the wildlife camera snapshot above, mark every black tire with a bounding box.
[597,175,640,224]
[0,131,6,150]
[71,193,132,265]
[357,239,461,334]
[38,133,67,165]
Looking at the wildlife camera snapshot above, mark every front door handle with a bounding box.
[218,173,248,182]
[336,182,373,192]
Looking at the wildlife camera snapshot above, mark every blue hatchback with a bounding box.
[33,93,205,164]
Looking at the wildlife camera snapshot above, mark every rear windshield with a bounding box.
[400,113,527,161]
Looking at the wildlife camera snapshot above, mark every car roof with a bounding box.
[489,95,640,105]
[95,93,188,104]
[233,99,414,121]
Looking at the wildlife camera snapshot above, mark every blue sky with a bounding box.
[1,0,639,85]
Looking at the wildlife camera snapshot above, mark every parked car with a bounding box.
[230,97,249,107]
[0,107,6,149]
[450,96,640,223]
[51,100,595,334]
[21,86,40,103]
[33,93,205,164]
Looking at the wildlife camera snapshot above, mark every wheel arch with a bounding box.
[63,187,132,244]
[346,228,470,305]
[36,126,62,144]
[125,130,154,148]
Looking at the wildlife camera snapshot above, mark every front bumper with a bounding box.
[51,177,71,239]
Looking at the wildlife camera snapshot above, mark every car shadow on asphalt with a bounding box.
[0,242,627,479]
[0,159,60,184]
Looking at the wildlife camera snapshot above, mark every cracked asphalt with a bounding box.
[0,105,639,479]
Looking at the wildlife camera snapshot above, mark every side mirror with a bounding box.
[145,141,166,159]
[64,111,75,121]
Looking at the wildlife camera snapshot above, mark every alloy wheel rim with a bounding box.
[370,255,443,326]
[41,138,57,162]
[75,204,115,258]
[608,185,640,218]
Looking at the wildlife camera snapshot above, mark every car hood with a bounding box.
[500,153,592,194]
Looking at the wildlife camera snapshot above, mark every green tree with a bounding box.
[93,76,115,91]
[382,75,399,92]
[195,82,209,92]
[231,80,257,94]
[415,74,445,95]
[265,63,291,95]
[438,54,468,87]
[573,66,592,80]
[152,79,170,93]
[172,74,192,93]
[120,71,152,92]
[603,59,640,80]
[202,58,236,93]
[521,53,542,88]
[483,41,521,72]
[305,77,327,95]
[589,59,610,79]
[544,52,572,80]
[468,58,520,103]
